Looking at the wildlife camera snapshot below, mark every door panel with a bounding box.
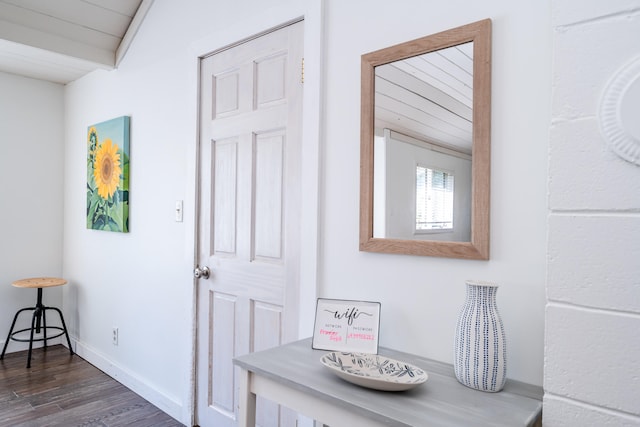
[210,291,237,416]
[254,130,285,260]
[213,139,238,255]
[215,71,241,117]
[256,53,288,107]
[197,21,303,427]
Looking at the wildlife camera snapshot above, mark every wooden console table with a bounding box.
[234,338,542,426]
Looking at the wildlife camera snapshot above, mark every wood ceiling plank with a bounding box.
[0,2,120,51]
[0,0,132,37]
[83,0,142,17]
[0,17,115,66]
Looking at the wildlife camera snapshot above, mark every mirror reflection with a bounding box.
[373,42,473,242]
[360,19,491,259]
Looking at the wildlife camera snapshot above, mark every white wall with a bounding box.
[60,0,550,424]
[0,71,64,354]
[321,0,550,386]
[545,1,640,425]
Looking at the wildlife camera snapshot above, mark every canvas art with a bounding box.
[86,116,130,232]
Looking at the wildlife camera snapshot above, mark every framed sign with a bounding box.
[312,298,381,353]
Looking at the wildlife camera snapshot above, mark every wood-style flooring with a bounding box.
[0,345,184,427]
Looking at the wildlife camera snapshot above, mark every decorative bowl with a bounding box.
[320,352,428,391]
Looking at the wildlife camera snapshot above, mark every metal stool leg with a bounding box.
[27,306,41,368]
[47,307,73,355]
[42,305,48,350]
[0,307,33,360]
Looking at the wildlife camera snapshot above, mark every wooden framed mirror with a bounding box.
[360,19,491,259]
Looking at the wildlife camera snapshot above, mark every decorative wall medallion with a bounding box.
[599,57,640,166]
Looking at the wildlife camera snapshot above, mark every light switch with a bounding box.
[175,200,183,222]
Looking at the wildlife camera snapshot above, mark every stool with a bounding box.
[0,277,74,368]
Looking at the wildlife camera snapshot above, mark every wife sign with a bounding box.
[312,298,381,354]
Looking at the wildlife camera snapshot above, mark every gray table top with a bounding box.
[234,338,543,427]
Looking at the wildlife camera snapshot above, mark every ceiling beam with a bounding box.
[0,17,115,67]
[116,0,154,67]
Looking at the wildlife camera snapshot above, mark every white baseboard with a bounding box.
[0,337,63,355]
[72,338,185,424]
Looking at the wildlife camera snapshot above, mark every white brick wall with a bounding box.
[547,216,640,311]
[545,306,640,412]
[546,1,640,425]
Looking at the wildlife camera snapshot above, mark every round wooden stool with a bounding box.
[0,277,74,368]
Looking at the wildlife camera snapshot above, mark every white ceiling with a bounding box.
[0,0,153,84]
[375,42,474,153]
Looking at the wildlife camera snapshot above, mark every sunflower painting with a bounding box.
[87,116,130,232]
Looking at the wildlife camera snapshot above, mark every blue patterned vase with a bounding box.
[453,280,506,392]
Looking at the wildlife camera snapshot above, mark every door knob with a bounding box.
[194,266,211,279]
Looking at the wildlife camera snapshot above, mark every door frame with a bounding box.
[185,1,324,424]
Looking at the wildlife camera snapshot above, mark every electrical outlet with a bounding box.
[112,327,118,346]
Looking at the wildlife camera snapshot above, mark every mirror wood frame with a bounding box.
[360,19,492,259]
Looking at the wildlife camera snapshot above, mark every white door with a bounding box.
[196,21,303,427]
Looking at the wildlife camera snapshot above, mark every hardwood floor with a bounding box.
[0,345,184,427]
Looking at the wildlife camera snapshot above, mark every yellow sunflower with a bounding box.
[87,126,97,145]
[93,138,122,199]
[87,126,98,159]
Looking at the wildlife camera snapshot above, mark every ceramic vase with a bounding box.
[453,280,506,392]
